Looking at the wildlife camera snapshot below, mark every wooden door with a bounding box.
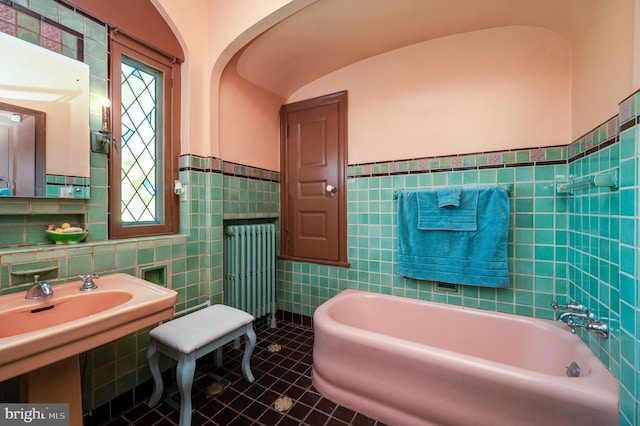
[280,91,348,266]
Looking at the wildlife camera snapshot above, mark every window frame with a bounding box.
[108,32,180,239]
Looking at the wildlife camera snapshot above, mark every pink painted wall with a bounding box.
[568,0,635,139]
[289,26,571,164]
[153,0,310,158]
[151,1,638,170]
[217,25,573,168]
[219,55,283,170]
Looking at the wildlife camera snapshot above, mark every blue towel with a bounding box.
[397,187,510,288]
[417,188,478,231]
[436,187,462,208]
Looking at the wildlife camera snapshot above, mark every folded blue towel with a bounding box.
[437,187,462,208]
[397,186,510,288]
[417,188,478,231]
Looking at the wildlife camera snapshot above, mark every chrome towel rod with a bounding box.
[556,169,618,195]
[393,184,513,200]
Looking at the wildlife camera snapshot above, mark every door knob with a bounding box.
[325,184,337,195]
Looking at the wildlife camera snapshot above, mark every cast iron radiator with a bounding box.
[223,223,277,328]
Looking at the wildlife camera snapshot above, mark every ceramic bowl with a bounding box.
[45,230,88,244]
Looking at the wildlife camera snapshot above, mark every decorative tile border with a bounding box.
[179,155,279,183]
[45,175,90,198]
[569,115,620,161]
[619,89,640,126]
[348,145,567,178]
[178,154,222,173]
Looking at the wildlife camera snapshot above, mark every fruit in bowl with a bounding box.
[45,224,88,244]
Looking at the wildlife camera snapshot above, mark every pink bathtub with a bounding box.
[312,289,619,426]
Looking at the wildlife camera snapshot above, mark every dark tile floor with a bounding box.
[101,320,386,425]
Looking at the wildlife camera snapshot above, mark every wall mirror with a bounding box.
[0,31,90,198]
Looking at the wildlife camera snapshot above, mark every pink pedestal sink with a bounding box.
[0,273,178,381]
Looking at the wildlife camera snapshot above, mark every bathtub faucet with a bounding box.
[551,299,590,315]
[552,299,609,339]
[561,314,609,339]
[557,310,596,323]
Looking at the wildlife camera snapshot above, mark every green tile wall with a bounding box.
[278,163,568,318]
[223,174,279,219]
[179,165,225,304]
[567,123,637,426]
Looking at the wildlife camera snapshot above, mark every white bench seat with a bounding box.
[146,304,256,426]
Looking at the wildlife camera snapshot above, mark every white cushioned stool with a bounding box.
[146,304,256,426]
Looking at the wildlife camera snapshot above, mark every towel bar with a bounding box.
[393,185,512,200]
[556,169,618,195]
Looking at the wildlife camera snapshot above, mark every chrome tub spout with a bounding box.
[552,299,608,339]
[558,310,596,323]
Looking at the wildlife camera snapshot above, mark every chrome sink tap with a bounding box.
[25,275,53,299]
[79,273,99,291]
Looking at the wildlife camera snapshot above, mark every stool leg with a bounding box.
[214,347,223,367]
[241,324,256,383]
[146,340,163,408]
[176,353,196,426]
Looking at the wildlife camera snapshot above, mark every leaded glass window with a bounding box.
[109,32,179,239]
[120,56,164,224]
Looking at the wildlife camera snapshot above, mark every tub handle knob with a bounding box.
[551,299,588,314]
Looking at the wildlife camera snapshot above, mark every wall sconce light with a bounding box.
[91,97,111,154]
[101,97,111,132]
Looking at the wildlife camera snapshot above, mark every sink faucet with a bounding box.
[79,273,99,291]
[25,275,53,299]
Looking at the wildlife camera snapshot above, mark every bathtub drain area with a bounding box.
[566,361,581,377]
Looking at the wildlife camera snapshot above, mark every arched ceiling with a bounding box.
[235,0,594,98]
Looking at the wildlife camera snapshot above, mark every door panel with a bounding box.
[290,103,338,260]
[280,91,348,265]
